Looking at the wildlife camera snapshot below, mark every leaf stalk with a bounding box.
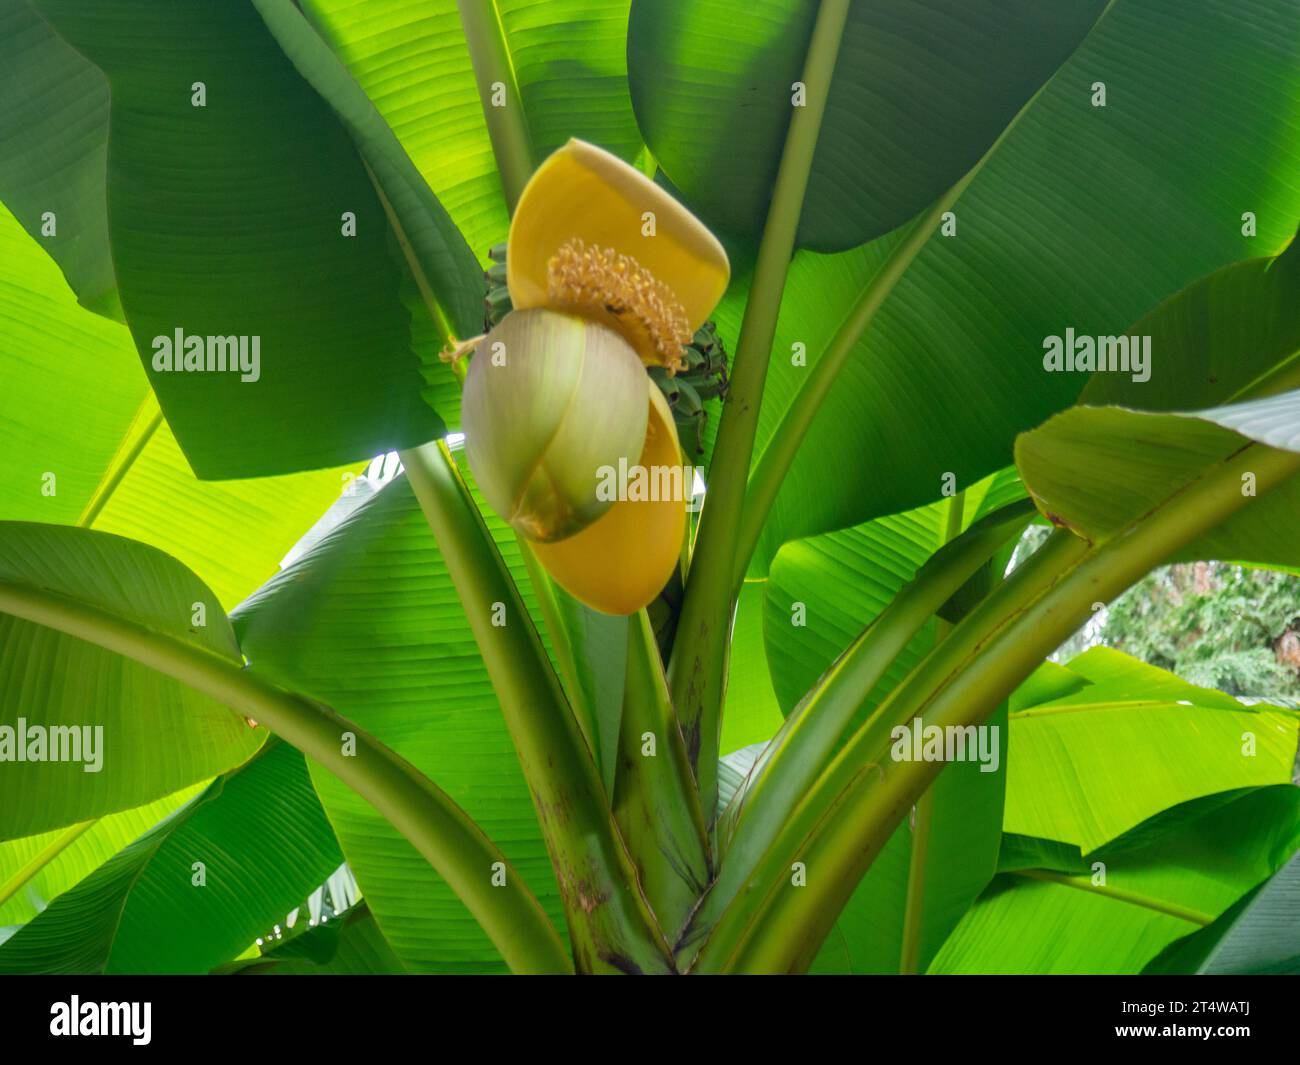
[702,442,1300,972]
[669,0,852,814]
[0,575,572,974]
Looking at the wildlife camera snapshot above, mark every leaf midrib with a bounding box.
[1010,867,1215,926]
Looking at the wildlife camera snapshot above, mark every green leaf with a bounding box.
[0,201,142,526]
[719,582,785,756]
[0,787,203,927]
[0,503,567,971]
[932,785,1300,973]
[1145,840,1300,974]
[224,904,406,975]
[30,0,472,478]
[86,429,360,612]
[293,0,498,285]
[1016,389,1300,569]
[764,467,1025,717]
[0,1,117,317]
[1083,232,1300,410]
[233,475,567,975]
[250,0,483,340]
[0,522,265,839]
[628,0,1106,252]
[3,486,573,972]
[286,0,649,431]
[308,6,638,220]
[719,0,1300,566]
[301,0,642,251]
[0,741,344,974]
[1006,647,1299,853]
[290,0,647,430]
[0,204,366,611]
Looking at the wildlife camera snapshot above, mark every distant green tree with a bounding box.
[1031,515,1300,705]
[1099,562,1300,704]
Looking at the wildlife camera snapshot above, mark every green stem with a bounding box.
[702,442,1300,972]
[699,537,1083,973]
[613,610,712,946]
[668,0,851,814]
[723,0,1120,588]
[732,192,963,585]
[518,542,599,757]
[899,789,935,972]
[0,820,95,910]
[0,578,572,975]
[898,490,966,974]
[411,20,672,963]
[681,499,1032,960]
[730,65,1059,589]
[76,395,162,529]
[1011,869,1214,927]
[694,523,1085,973]
[456,0,534,212]
[400,441,674,972]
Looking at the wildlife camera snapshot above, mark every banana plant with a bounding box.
[2,0,1299,975]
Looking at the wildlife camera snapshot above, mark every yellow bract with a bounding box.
[531,385,686,616]
[508,139,730,368]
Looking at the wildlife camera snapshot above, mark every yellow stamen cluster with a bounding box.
[546,239,692,373]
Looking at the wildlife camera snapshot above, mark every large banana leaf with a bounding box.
[1016,389,1300,569]
[1007,648,1299,851]
[0,742,342,974]
[0,522,265,838]
[87,429,358,612]
[1083,231,1300,410]
[0,1,116,317]
[932,785,1300,973]
[297,0,504,296]
[28,0,481,479]
[936,644,1300,974]
[1011,222,1300,574]
[710,0,1300,569]
[0,171,365,613]
[0,202,141,526]
[301,0,642,256]
[252,0,484,339]
[0,786,203,927]
[234,475,566,974]
[225,904,406,975]
[719,582,784,756]
[628,0,1107,252]
[290,0,645,432]
[1145,841,1300,974]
